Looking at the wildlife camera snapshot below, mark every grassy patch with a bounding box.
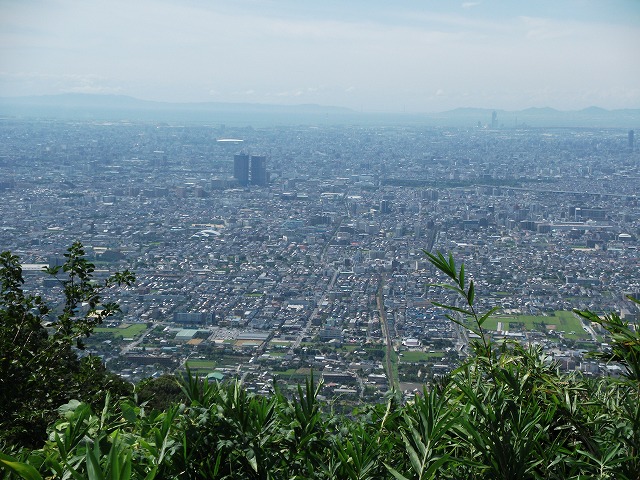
[400,351,443,363]
[482,311,590,340]
[94,323,147,339]
[274,368,299,376]
[186,359,217,371]
[483,315,544,331]
[554,311,590,339]
[342,345,359,352]
[267,351,286,357]
[209,355,253,368]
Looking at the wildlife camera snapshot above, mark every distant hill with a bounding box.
[0,93,638,128]
[0,93,355,112]
[0,93,356,125]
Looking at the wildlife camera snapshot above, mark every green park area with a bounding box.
[185,359,218,372]
[482,311,590,339]
[399,350,444,363]
[93,323,147,339]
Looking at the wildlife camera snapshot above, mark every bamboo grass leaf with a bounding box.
[0,453,43,480]
[386,465,411,480]
[85,447,104,480]
[478,307,500,326]
[431,302,473,317]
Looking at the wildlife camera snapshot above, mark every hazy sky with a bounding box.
[1,0,639,112]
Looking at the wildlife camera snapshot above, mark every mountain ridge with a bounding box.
[1,93,638,127]
[0,93,354,113]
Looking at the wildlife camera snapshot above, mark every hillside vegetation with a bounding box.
[1,246,639,479]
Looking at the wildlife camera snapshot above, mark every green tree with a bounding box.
[0,242,134,449]
[136,374,186,411]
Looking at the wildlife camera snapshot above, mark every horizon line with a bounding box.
[2,92,640,116]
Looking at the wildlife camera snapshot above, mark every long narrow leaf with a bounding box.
[86,446,105,480]
[431,302,473,317]
[0,454,43,480]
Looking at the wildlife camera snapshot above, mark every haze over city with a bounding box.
[1,0,639,113]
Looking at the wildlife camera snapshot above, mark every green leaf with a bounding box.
[431,301,473,317]
[0,453,43,480]
[386,464,411,480]
[478,307,500,326]
[143,466,158,480]
[58,399,83,419]
[86,446,105,480]
[248,453,258,473]
[121,403,138,423]
[119,452,132,480]
[421,454,452,480]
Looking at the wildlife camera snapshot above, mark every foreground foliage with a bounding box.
[1,250,639,479]
[0,243,134,449]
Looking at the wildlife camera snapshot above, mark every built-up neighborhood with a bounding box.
[1,117,638,403]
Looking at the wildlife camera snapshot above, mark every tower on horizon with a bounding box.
[629,130,635,151]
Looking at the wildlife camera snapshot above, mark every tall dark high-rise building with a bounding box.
[629,130,635,150]
[250,155,267,186]
[234,153,249,186]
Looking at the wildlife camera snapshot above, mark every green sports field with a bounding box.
[94,323,147,339]
[185,359,218,371]
[399,351,445,363]
[482,311,589,339]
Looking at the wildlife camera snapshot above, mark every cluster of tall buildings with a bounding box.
[233,153,268,186]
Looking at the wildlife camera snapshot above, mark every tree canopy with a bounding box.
[0,242,134,448]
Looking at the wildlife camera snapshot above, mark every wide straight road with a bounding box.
[377,274,398,392]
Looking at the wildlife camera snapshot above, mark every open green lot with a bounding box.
[94,323,147,339]
[482,311,590,339]
[399,351,444,363]
[185,359,217,371]
[267,351,286,357]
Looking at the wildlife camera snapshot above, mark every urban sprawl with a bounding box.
[1,117,638,405]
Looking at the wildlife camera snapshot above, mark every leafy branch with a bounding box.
[574,295,640,383]
[423,250,499,359]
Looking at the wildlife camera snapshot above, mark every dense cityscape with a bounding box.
[1,113,639,404]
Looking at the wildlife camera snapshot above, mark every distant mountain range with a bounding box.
[1,93,638,128]
[0,93,353,113]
